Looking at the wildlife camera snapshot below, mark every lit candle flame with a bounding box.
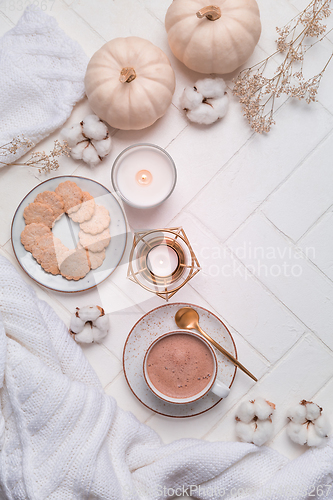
[136,170,153,186]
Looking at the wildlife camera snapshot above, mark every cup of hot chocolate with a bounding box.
[143,330,230,404]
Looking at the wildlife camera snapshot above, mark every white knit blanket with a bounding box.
[0,7,88,165]
[0,255,332,500]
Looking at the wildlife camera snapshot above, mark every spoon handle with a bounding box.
[196,325,258,382]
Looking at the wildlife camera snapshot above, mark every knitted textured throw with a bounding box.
[0,255,332,500]
[0,7,88,165]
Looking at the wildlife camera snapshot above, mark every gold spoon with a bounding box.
[175,307,257,382]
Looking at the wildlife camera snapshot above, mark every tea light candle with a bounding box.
[111,144,177,209]
[147,245,179,277]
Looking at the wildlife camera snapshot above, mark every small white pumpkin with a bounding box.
[85,37,176,130]
[165,0,261,74]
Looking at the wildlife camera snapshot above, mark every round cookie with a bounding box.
[55,181,83,214]
[34,191,64,220]
[31,235,69,275]
[79,205,110,235]
[78,228,111,253]
[23,202,55,228]
[20,223,51,252]
[60,248,91,281]
[69,191,95,223]
[77,243,106,270]
[88,249,106,270]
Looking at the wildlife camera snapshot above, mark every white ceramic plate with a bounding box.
[11,176,127,293]
[123,303,237,418]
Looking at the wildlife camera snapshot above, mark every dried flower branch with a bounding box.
[233,0,333,133]
[0,136,71,173]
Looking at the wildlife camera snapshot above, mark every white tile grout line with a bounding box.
[103,370,124,392]
[66,0,108,43]
[0,10,14,26]
[141,3,165,27]
[262,211,333,286]
[98,342,122,364]
[297,202,333,243]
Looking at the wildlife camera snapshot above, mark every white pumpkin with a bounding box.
[165,0,261,74]
[84,37,176,130]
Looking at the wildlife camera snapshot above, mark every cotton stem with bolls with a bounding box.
[196,5,221,21]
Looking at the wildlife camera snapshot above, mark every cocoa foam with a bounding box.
[146,333,215,399]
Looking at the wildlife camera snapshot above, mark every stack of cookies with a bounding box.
[20,180,111,280]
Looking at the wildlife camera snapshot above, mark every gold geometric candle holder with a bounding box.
[127,227,200,301]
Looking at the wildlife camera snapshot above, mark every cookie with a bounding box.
[31,235,69,275]
[78,228,111,253]
[79,205,110,235]
[60,248,91,281]
[88,248,106,269]
[34,191,64,220]
[20,223,51,252]
[23,202,55,228]
[77,243,106,270]
[55,181,83,214]
[69,191,95,223]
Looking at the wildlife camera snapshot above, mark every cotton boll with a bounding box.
[305,402,321,421]
[287,422,308,445]
[70,315,85,334]
[78,306,103,323]
[82,143,101,167]
[74,326,95,344]
[235,421,256,443]
[70,141,88,160]
[94,314,109,333]
[252,420,274,446]
[314,414,331,438]
[92,137,112,158]
[287,404,307,424]
[180,86,203,111]
[61,123,85,146]
[236,401,256,424]
[211,96,229,119]
[187,104,219,125]
[195,78,227,98]
[254,398,275,421]
[307,424,325,447]
[182,78,229,125]
[82,115,108,140]
[91,325,108,343]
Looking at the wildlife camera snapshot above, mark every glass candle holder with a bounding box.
[127,227,200,301]
[111,143,177,209]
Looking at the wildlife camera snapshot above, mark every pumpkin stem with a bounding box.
[196,5,221,21]
[119,67,137,83]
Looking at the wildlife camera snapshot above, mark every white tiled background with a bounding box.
[1,0,333,461]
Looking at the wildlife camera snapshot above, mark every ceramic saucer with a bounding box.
[123,302,237,418]
[11,176,127,293]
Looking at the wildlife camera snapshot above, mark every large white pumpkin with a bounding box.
[165,0,261,74]
[85,37,176,130]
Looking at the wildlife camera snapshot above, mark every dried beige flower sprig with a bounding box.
[233,0,333,133]
[0,136,70,173]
